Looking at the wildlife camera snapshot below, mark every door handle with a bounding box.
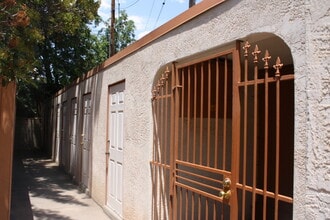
[219,177,231,200]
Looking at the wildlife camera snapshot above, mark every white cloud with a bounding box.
[128,15,145,31]
[100,0,111,9]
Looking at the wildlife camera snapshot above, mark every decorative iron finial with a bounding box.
[152,86,157,99]
[157,81,161,91]
[159,73,165,86]
[262,50,271,70]
[164,66,170,79]
[273,56,283,80]
[252,45,261,63]
[243,41,251,57]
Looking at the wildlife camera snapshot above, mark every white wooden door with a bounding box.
[55,104,61,163]
[70,98,78,176]
[61,102,68,169]
[106,82,125,217]
[81,94,92,190]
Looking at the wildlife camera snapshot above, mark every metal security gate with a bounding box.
[151,40,294,220]
[172,47,238,220]
[236,41,294,220]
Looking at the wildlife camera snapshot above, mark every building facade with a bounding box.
[50,0,329,219]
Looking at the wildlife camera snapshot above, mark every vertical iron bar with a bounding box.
[157,87,161,164]
[242,47,248,220]
[157,85,162,219]
[252,45,260,220]
[262,50,271,220]
[185,189,188,220]
[275,70,281,220]
[213,201,216,220]
[214,58,219,169]
[230,40,242,220]
[193,65,197,164]
[198,195,201,220]
[192,192,195,220]
[207,60,212,166]
[181,69,185,161]
[199,63,204,165]
[160,81,164,165]
[179,188,182,219]
[164,72,168,167]
[187,67,191,162]
[223,56,228,170]
[163,78,167,219]
[152,98,158,219]
[170,62,179,220]
[206,197,209,219]
[159,165,162,219]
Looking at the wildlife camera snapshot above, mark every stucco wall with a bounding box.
[304,1,330,219]
[52,0,329,219]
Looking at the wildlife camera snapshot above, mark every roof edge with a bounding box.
[55,0,227,96]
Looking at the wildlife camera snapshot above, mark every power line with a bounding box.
[144,0,156,31]
[122,0,140,10]
[154,0,166,29]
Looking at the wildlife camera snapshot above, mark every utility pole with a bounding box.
[189,0,196,8]
[109,0,115,57]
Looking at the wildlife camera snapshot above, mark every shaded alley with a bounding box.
[10,150,110,220]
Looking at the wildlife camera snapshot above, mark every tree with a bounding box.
[100,10,136,57]
[114,10,136,53]
[27,0,102,88]
[15,0,108,117]
[0,0,39,85]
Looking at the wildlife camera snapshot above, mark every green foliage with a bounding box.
[13,0,107,117]
[2,1,136,117]
[0,1,40,84]
[114,10,136,53]
[99,10,136,56]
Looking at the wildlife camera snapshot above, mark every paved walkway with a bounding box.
[10,151,110,220]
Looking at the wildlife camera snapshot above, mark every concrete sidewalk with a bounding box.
[10,153,110,220]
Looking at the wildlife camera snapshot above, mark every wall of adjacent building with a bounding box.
[0,80,16,220]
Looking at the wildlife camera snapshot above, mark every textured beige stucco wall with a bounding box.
[53,0,329,219]
[303,1,330,219]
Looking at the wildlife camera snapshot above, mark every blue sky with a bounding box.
[96,0,202,39]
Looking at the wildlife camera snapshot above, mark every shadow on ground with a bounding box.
[10,149,89,220]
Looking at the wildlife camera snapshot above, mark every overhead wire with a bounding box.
[154,0,166,29]
[122,0,140,10]
[144,0,156,31]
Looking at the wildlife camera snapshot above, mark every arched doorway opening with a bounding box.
[151,33,294,220]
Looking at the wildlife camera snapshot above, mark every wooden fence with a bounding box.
[0,79,16,220]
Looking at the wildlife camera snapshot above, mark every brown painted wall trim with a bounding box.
[0,80,16,220]
[56,0,227,96]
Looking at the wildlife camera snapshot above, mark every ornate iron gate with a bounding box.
[151,41,294,220]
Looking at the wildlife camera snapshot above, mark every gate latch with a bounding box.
[219,177,231,200]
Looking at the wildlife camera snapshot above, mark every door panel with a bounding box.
[55,105,61,163]
[107,82,125,217]
[61,102,69,171]
[70,98,78,177]
[81,94,92,190]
